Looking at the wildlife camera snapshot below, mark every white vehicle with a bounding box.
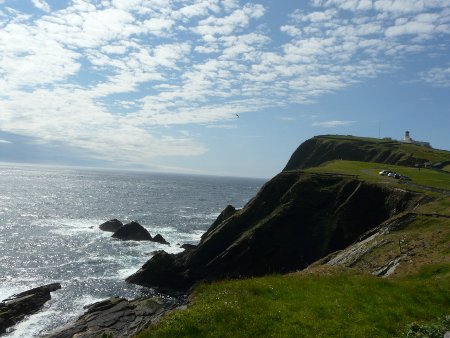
[379,170,390,176]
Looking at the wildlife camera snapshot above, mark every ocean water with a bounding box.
[0,164,265,337]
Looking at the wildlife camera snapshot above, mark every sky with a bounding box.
[0,0,449,178]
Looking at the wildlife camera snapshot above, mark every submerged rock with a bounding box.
[0,283,61,334]
[99,219,123,232]
[112,221,152,241]
[43,296,183,338]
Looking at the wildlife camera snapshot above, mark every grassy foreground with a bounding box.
[137,265,450,338]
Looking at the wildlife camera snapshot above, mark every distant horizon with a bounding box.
[1,0,449,177]
[2,132,448,180]
[0,159,271,180]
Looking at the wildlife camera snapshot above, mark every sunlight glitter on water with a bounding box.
[0,165,265,336]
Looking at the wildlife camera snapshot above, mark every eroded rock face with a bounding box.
[201,205,236,241]
[43,296,182,338]
[99,219,123,232]
[112,221,152,241]
[0,283,61,334]
[127,172,427,291]
[127,251,189,291]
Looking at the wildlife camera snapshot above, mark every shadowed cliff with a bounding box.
[127,171,426,290]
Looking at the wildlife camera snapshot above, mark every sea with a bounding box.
[0,164,265,337]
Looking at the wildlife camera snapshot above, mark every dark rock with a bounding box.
[201,205,236,241]
[126,251,190,291]
[152,234,169,245]
[127,171,427,291]
[112,221,152,241]
[99,219,123,232]
[0,283,61,334]
[180,244,196,251]
[43,296,183,338]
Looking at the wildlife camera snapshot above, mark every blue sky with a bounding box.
[0,0,449,178]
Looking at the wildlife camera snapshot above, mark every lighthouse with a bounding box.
[400,131,431,148]
[402,131,412,143]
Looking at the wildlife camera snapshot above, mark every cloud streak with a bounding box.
[312,120,356,128]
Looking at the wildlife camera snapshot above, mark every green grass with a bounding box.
[304,160,450,191]
[315,135,450,165]
[317,135,396,143]
[137,265,450,338]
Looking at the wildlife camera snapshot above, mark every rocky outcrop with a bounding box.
[152,234,169,245]
[106,221,170,244]
[44,296,183,338]
[283,136,436,171]
[180,244,196,251]
[99,219,123,232]
[201,205,236,241]
[112,221,152,241]
[0,283,61,334]
[127,171,427,290]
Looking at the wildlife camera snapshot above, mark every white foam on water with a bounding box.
[117,267,142,280]
[7,307,60,338]
[0,286,22,302]
[33,218,105,229]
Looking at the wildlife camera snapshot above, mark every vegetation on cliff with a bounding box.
[131,135,449,337]
[137,265,450,338]
[284,135,450,171]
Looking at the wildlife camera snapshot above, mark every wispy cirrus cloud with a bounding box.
[313,120,356,128]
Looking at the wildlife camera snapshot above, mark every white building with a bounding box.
[401,131,431,148]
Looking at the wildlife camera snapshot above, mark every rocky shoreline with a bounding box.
[43,295,186,338]
[0,283,61,335]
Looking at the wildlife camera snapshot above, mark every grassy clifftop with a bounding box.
[284,135,450,171]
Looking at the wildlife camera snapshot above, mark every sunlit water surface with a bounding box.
[0,164,265,337]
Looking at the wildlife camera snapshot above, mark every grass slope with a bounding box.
[305,159,450,191]
[137,265,450,338]
[317,135,450,165]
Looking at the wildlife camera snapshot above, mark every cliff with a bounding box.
[283,135,450,171]
[127,172,427,290]
[127,135,448,291]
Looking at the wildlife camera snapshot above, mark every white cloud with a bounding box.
[313,120,356,127]
[0,139,11,144]
[31,0,51,12]
[0,0,449,169]
[420,66,450,87]
[280,25,301,37]
[193,3,265,36]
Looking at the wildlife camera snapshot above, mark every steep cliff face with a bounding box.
[283,136,433,171]
[127,171,426,290]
